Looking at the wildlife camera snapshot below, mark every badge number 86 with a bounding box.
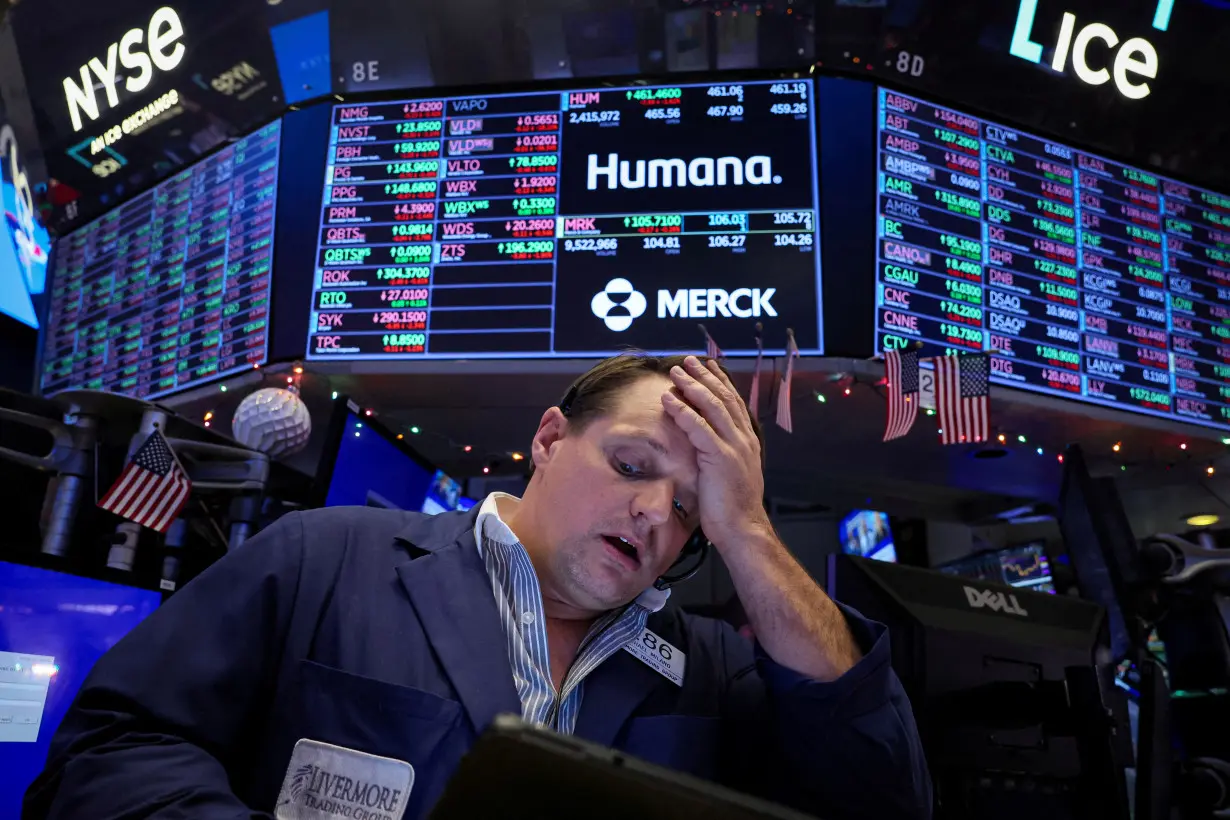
[642,632,673,661]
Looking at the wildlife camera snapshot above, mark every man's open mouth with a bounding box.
[602,535,642,567]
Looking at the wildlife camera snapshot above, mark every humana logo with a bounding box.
[587,153,782,190]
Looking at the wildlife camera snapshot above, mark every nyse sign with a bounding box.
[1010,0,1173,99]
[62,6,186,132]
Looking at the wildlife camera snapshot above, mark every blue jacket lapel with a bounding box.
[393,510,522,736]
[573,638,664,747]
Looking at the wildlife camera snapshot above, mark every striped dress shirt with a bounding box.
[473,493,670,734]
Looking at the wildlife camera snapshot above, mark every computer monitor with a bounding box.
[1059,445,1147,664]
[0,561,161,816]
[838,510,895,562]
[317,401,436,511]
[939,543,1055,594]
[827,554,1129,820]
[422,470,477,515]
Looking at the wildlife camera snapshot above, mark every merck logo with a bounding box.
[963,585,1030,617]
[1009,0,1173,99]
[587,153,781,190]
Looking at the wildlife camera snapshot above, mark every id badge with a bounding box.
[275,738,414,820]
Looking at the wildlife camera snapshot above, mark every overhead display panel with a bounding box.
[816,0,1230,192]
[9,0,285,233]
[307,77,821,359]
[874,87,1230,430]
[40,121,281,400]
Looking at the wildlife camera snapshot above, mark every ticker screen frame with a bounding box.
[303,70,825,362]
[35,117,285,401]
[872,83,1230,432]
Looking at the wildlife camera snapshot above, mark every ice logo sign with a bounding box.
[1009,0,1174,99]
[586,153,782,190]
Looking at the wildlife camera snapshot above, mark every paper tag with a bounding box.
[919,367,936,410]
[623,627,686,686]
[275,738,414,820]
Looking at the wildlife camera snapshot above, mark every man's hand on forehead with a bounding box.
[661,356,769,551]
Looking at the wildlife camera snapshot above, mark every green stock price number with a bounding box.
[396,120,441,134]
[941,301,982,321]
[1035,345,1080,367]
[1130,387,1171,406]
[940,234,981,259]
[513,197,556,216]
[945,279,983,304]
[940,324,984,345]
[382,333,427,352]
[509,154,558,170]
[394,140,441,156]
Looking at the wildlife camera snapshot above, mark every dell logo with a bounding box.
[587,153,781,190]
[63,6,187,132]
[963,585,1030,617]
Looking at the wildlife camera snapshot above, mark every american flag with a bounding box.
[775,329,800,433]
[700,324,723,360]
[935,353,990,445]
[98,428,192,533]
[883,349,919,442]
[747,323,764,419]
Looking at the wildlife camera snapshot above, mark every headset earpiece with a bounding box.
[655,528,711,590]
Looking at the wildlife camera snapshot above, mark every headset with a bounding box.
[557,384,711,590]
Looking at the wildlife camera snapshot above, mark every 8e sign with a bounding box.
[1010,0,1173,99]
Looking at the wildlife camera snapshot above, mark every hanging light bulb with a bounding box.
[1113,442,1121,452]
[1180,442,1188,450]
[997,433,1006,444]
[464,445,473,453]
[1208,464,1216,476]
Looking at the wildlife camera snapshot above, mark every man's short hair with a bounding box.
[554,353,766,466]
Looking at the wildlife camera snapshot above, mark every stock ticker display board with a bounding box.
[39,121,280,399]
[307,79,821,360]
[873,88,1230,430]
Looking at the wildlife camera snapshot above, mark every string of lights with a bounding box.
[199,359,1228,480]
[817,364,1228,475]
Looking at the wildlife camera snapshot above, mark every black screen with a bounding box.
[873,87,1230,431]
[40,121,281,399]
[306,78,821,360]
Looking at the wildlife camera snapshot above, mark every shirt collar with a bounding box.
[473,492,670,613]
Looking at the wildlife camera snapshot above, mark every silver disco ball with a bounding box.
[231,387,312,457]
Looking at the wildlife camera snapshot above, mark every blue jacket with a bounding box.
[25,506,931,820]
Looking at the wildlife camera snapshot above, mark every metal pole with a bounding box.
[107,408,169,571]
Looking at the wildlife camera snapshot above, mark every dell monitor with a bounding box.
[827,554,1128,820]
[0,561,161,816]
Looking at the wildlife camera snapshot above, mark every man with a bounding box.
[25,354,931,820]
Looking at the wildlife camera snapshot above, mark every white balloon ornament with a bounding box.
[231,387,312,457]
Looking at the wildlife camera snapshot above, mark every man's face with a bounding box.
[527,374,700,615]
